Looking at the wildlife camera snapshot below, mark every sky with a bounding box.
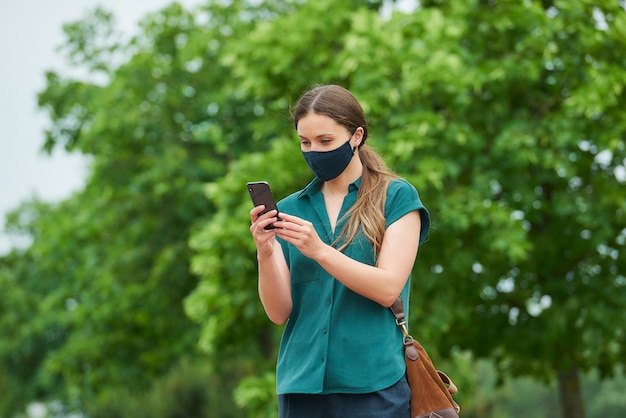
[0,0,200,254]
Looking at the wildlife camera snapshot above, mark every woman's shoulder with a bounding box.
[386,177,419,199]
[385,177,430,243]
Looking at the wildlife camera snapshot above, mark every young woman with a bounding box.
[249,84,430,418]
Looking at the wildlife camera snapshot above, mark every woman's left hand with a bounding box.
[273,213,326,259]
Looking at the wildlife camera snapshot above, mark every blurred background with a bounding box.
[0,0,200,254]
[1,1,625,417]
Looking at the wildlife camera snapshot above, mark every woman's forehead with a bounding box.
[297,113,345,136]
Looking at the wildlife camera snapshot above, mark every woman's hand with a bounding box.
[273,213,326,259]
[249,206,278,259]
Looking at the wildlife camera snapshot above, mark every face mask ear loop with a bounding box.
[351,127,361,154]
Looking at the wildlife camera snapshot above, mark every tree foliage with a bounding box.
[1,0,625,416]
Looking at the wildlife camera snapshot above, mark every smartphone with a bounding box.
[247,181,280,230]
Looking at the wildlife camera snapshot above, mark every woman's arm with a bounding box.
[250,206,292,324]
[257,240,292,324]
[274,210,421,307]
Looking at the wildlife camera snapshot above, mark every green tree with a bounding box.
[1,0,327,415]
[1,1,624,417]
[1,3,225,414]
[185,1,626,417]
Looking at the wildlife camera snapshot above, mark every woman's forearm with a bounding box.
[258,242,292,324]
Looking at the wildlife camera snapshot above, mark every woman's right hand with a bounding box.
[249,206,278,258]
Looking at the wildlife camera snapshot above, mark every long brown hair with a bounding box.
[292,85,398,256]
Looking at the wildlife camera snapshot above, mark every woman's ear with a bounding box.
[353,126,364,146]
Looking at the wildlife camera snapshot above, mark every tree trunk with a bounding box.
[557,366,585,418]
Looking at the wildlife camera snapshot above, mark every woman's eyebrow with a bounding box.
[298,132,337,140]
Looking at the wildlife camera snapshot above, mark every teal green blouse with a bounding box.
[275,177,430,395]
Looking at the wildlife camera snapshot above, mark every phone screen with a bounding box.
[247,181,280,229]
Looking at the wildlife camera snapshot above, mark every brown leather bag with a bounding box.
[390,298,461,418]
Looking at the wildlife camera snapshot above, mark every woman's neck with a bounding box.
[322,157,363,195]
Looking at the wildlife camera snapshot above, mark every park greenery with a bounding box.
[1,0,625,417]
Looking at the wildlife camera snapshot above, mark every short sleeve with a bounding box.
[385,179,430,245]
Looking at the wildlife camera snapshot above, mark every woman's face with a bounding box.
[297,113,354,153]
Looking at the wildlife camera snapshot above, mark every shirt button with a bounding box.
[323,329,327,334]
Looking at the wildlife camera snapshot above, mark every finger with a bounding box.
[275,212,295,223]
[258,210,278,225]
[275,228,297,242]
[257,209,277,220]
[273,216,305,232]
[250,205,266,217]
[275,224,303,239]
[251,224,273,238]
[251,208,276,224]
[261,220,280,232]
[275,214,305,229]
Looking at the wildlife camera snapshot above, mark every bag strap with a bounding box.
[391,297,460,398]
[389,297,419,361]
[389,297,405,321]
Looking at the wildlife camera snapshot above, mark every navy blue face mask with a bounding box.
[302,138,356,182]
